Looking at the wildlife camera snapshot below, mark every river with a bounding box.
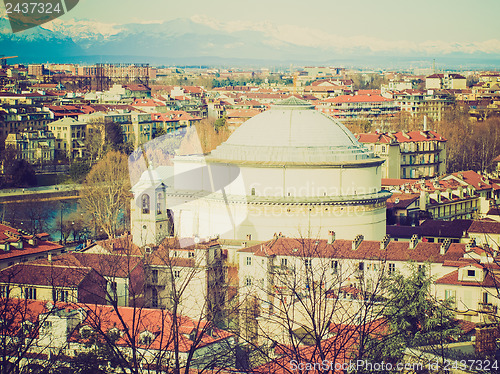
[1,198,81,242]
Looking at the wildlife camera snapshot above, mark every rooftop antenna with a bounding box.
[432,59,436,74]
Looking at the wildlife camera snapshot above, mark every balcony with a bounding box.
[478,303,497,314]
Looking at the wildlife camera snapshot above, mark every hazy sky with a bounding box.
[63,0,499,43]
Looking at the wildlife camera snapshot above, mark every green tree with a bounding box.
[362,265,460,368]
[69,159,91,183]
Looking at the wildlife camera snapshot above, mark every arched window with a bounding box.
[157,192,163,215]
[142,194,150,214]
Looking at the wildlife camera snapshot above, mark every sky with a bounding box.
[61,0,500,43]
[1,0,500,63]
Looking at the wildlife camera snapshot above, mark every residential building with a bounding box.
[391,89,454,121]
[5,128,56,164]
[47,117,86,158]
[27,64,44,77]
[426,73,467,90]
[0,223,63,270]
[357,130,447,179]
[0,104,53,146]
[0,262,107,304]
[316,94,399,119]
[32,250,146,307]
[383,171,500,221]
[467,220,500,251]
[0,300,235,372]
[237,234,494,338]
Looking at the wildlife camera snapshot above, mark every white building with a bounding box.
[130,97,391,247]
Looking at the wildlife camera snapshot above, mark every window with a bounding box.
[152,269,158,283]
[0,285,7,298]
[142,194,150,214]
[52,289,69,302]
[418,264,426,275]
[304,259,312,268]
[157,192,163,214]
[331,260,338,274]
[24,287,36,300]
[467,269,476,277]
[151,288,159,308]
[358,262,364,271]
[109,281,117,294]
[281,258,288,267]
[483,292,489,304]
[388,263,395,274]
[188,252,195,258]
[246,257,252,266]
[445,289,456,304]
[173,270,180,278]
[251,188,255,196]
[245,277,252,286]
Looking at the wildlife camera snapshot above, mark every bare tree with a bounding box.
[80,151,131,239]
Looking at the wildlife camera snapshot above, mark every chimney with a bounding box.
[328,231,335,245]
[352,234,364,250]
[423,115,428,131]
[409,234,418,249]
[436,190,441,203]
[48,252,52,262]
[466,238,476,251]
[440,238,451,255]
[419,190,428,211]
[380,234,390,250]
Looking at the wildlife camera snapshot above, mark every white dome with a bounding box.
[209,97,376,164]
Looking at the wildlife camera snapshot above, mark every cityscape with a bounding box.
[1,1,500,373]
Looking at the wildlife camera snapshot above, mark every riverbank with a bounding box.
[0,184,82,204]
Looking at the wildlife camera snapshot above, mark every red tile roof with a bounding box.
[240,237,469,263]
[468,220,500,235]
[324,94,393,104]
[81,304,233,352]
[0,263,97,288]
[0,223,63,261]
[357,130,446,143]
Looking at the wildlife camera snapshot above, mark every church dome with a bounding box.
[208,97,376,164]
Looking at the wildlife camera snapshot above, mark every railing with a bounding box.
[478,303,498,314]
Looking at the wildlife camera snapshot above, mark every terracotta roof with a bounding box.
[357,130,446,143]
[0,223,63,261]
[33,252,144,278]
[386,193,419,209]
[324,94,393,103]
[81,304,232,352]
[435,268,500,288]
[123,84,150,91]
[0,263,96,288]
[468,220,500,235]
[240,237,468,263]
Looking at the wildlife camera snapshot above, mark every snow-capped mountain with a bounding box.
[1,16,499,67]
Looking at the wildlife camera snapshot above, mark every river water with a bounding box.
[1,198,80,242]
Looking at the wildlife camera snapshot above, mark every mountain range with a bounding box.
[1,16,500,68]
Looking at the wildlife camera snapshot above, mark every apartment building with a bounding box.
[0,263,107,304]
[47,117,86,159]
[357,130,447,179]
[317,93,399,119]
[426,73,467,90]
[5,128,56,164]
[238,234,497,332]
